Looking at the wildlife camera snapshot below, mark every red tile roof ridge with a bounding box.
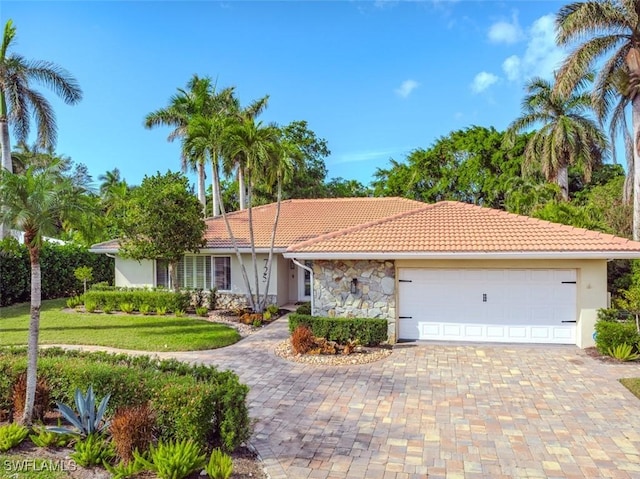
[287,201,446,252]
[203,196,425,222]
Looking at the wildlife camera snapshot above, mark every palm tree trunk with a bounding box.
[21,243,41,425]
[211,155,220,217]
[633,95,640,241]
[197,161,206,214]
[0,116,11,239]
[246,181,261,312]
[558,165,569,201]
[213,160,255,310]
[260,179,282,311]
[238,164,246,210]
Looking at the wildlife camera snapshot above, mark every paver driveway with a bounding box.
[69,318,640,478]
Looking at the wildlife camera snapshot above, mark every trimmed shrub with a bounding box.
[0,241,113,307]
[0,348,251,452]
[288,313,388,346]
[594,319,640,355]
[82,289,190,313]
[295,302,311,315]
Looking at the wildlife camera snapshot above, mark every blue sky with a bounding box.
[3,0,570,188]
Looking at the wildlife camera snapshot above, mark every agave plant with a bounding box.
[49,385,111,437]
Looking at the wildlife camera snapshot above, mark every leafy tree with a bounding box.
[118,171,206,291]
[505,76,608,200]
[74,266,93,294]
[0,160,93,424]
[554,0,640,237]
[0,20,82,174]
[325,177,371,197]
[372,126,527,208]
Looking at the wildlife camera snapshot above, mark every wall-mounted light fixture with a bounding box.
[350,278,358,294]
[290,260,295,270]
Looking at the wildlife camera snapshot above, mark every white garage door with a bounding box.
[398,269,577,344]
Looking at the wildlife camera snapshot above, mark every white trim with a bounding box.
[91,248,287,255]
[292,258,314,313]
[283,251,640,260]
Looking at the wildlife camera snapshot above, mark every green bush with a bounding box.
[0,241,113,307]
[83,289,190,313]
[288,313,387,346]
[0,348,251,452]
[597,308,633,322]
[295,302,311,315]
[594,319,640,355]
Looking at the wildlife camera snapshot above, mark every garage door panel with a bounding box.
[398,268,576,345]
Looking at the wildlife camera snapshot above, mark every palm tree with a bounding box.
[0,20,82,173]
[505,76,607,200]
[98,168,122,198]
[222,118,280,311]
[554,0,640,237]
[0,160,93,424]
[145,75,218,214]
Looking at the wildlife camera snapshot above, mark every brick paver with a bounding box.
[58,317,640,478]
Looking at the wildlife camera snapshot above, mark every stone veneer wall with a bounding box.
[216,293,277,310]
[313,260,396,342]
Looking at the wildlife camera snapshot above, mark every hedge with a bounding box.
[0,242,114,307]
[81,289,191,313]
[0,348,250,451]
[288,313,388,346]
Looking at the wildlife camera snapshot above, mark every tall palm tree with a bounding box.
[0,20,82,173]
[221,118,280,311]
[554,0,640,237]
[0,160,93,424]
[225,95,269,210]
[145,75,216,214]
[505,76,607,200]
[0,19,82,239]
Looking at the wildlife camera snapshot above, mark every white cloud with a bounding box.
[488,13,524,44]
[333,148,408,165]
[470,71,499,93]
[395,79,420,98]
[502,55,521,82]
[500,14,564,82]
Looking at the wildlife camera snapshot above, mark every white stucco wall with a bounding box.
[395,258,608,348]
[115,257,155,287]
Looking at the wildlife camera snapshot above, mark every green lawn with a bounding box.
[0,299,240,351]
[620,378,640,399]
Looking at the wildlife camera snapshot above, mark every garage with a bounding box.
[397,268,577,344]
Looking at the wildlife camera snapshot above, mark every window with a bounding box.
[214,257,231,290]
[155,256,231,290]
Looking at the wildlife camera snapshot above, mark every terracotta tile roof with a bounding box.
[203,197,425,249]
[285,201,640,255]
[88,239,120,252]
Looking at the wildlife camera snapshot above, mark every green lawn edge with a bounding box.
[0,299,240,352]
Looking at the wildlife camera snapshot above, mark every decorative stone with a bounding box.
[381,277,395,295]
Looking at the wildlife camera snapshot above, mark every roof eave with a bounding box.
[283,251,640,260]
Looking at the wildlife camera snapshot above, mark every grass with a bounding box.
[0,299,240,351]
[620,378,640,399]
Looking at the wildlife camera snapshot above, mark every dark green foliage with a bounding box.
[594,319,640,355]
[288,314,387,346]
[597,308,632,323]
[295,302,311,315]
[0,241,113,306]
[0,348,251,452]
[82,289,190,313]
